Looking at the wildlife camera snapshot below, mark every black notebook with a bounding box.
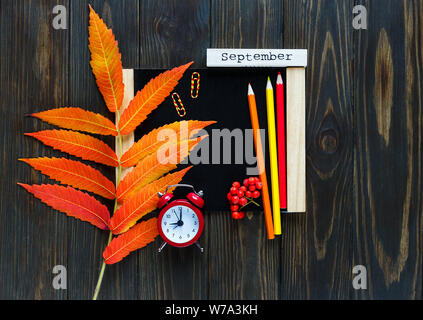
[134,68,285,211]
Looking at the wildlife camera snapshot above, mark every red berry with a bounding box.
[245,191,252,198]
[249,177,256,184]
[230,187,238,195]
[239,186,247,192]
[249,185,256,192]
[227,193,232,201]
[230,205,239,212]
[239,197,248,206]
[231,211,245,220]
[252,191,260,199]
[255,181,263,190]
[232,181,241,188]
[231,196,239,204]
[237,190,244,198]
[243,178,250,187]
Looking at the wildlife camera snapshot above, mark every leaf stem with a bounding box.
[92,231,112,300]
[240,197,261,210]
[93,113,123,300]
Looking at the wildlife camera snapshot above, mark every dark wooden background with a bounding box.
[0,0,422,300]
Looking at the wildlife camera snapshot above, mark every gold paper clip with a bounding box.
[171,92,186,117]
[190,72,200,98]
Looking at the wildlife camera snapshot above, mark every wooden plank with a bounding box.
[117,69,135,182]
[283,0,354,299]
[137,0,210,299]
[353,0,422,299]
[0,0,69,299]
[68,0,139,300]
[208,0,283,299]
[139,0,210,68]
[286,67,306,213]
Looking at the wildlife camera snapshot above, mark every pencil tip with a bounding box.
[277,73,283,84]
[266,77,273,89]
[248,83,254,95]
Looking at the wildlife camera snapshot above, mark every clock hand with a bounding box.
[173,211,179,221]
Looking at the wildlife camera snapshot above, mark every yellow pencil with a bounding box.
[266,77,281,235]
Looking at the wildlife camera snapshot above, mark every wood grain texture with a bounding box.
[286,67,306,213]
[0,0,70,300]
[353,0,422,299]
[139,0,210,68]
[284,0,354,299]
[0,0,422,300]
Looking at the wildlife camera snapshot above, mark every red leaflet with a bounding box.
[103,218,159,264]
[25,130,119,167]
[18,183,110,230]
[31,107,118,136]
[110,166,193,235]
[20,157,115,199]
[118,62,193,135]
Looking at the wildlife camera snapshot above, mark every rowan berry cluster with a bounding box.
[227,177,262,220]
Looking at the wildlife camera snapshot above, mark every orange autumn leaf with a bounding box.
[103,218,159,264]
[26,130,119,167]
[31,107,118,136]
[88,5,124,113]
[116,137,204,202]
[110,166,193,235]
[19,183,110,230]
[118,62,193,135]
[120,120,216,168]
[20,157,115,199]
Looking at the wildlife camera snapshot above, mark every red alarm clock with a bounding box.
[157,184,205,252]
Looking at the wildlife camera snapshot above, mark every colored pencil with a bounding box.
[266,78,281,235]
[248,83,275,240]
[276,72,287,210]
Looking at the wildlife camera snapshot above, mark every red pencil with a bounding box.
[276,73,287,209]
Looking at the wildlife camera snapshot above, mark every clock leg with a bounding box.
[195,241,204,253]
[158,241,167,253]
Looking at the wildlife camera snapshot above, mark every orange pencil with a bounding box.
[248,83,275,240]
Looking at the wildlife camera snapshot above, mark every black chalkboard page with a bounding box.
[134,68,285,211]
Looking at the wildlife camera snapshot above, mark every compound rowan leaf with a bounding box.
[110,166,193,235]
[20,157,115,199]
[118,62,193,135]
[25,130,119,167]
[31,107,118,136]
[18,183,110,230]
[88,5,124,112]
[120,120,216,167]
[103,218,158,264]
[116,137,204,202]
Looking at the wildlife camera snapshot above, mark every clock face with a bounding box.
[158,200,204,247]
